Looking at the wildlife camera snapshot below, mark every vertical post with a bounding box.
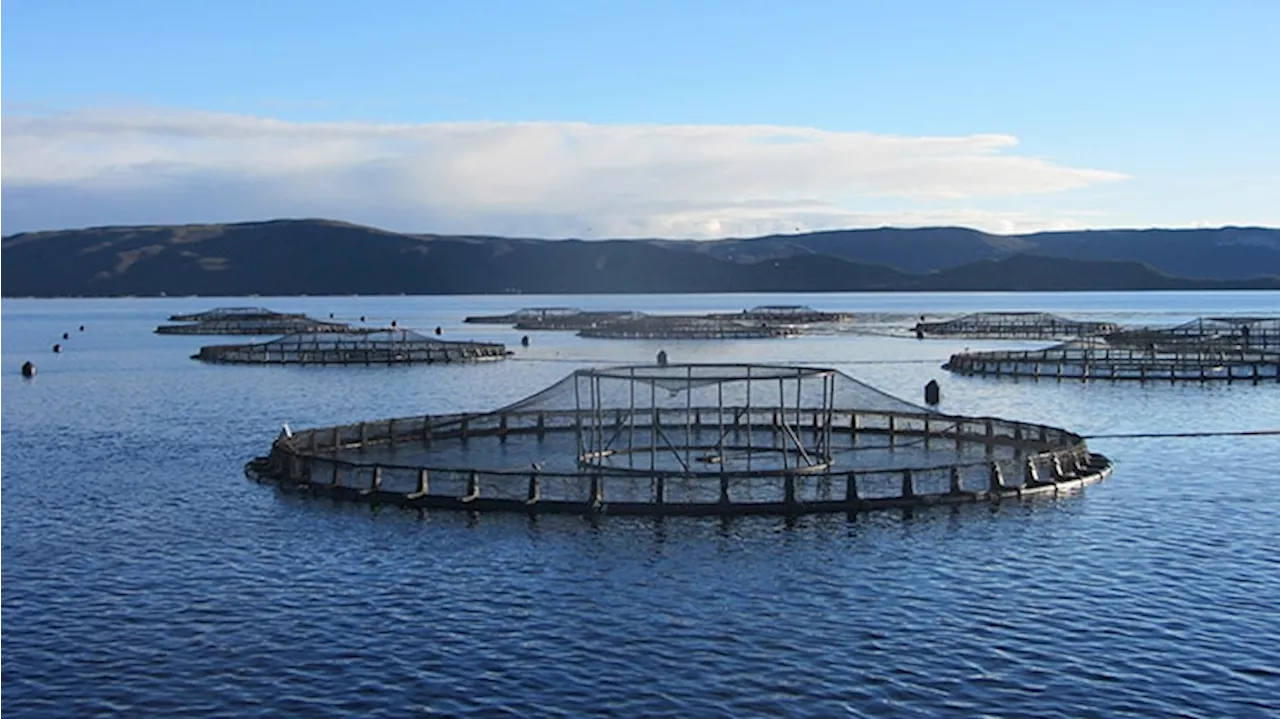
[417,468,429,496]
[846,472,858,503]
[371,465,383,491]
[778,378,787,470]
[901,469,913,498]
[629,367,636,468]
[526,473,539,504]
[536,413,546,439]
[466,471,480,500]
[359,422,368,449]
[742,363,747,470]
[423,415,433,446]
[574,371,583,461]
[499,413,508,441]
[784,474,797,509]
[650,377,658,472]
[989,462,1005,492]
[685,365,693,471]
[717,378,725,471]
[949,466,963,494]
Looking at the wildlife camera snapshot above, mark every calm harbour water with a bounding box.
[3,291,1279,717]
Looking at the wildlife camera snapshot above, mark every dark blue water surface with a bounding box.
[4,292,1279,717]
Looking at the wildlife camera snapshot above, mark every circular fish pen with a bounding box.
[158,307,351,335]
[464,307,585,325]
[915,312,1119,340]
[1106,316,1280,353]
[247,363,1113,515]
[710,305,855,324]
[944,340,1280,382]
[578,316,797,340]
[196,330,510,365]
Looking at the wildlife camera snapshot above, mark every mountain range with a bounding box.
[3,219,1278,297]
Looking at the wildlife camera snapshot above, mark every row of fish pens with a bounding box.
[945,346,1280,382]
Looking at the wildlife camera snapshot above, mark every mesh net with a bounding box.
[493,364,931,416]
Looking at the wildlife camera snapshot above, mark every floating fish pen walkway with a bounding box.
[247,364,1112,516]
[1106,316,1280,352]
[944,341,1280,382]
[514,311,644,331]
[158,307,351,335]
[196,330,510,365]
[579,315,799,340]
[710,305,855,324]
[464,307,585,324]
[915,312,1119,340]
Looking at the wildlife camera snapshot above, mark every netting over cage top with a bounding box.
[253,329,494,349]
[169,307,306,322]
[494,363,931,416]
[1171,316,1280,334]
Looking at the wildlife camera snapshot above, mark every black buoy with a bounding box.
[435,326,442,336]
[62,332,70,340]
[79,325,85,332]
[657,349,669,367]
[329,313,335,319]
[924,379,941,406]
[521,335,530,347]
[360,315,366,322]
[21,361,36,378]
[52,343,63,354]
[391,320,398,328]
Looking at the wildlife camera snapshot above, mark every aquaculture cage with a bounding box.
[915,312,1119,340]
[464,307,584,325]
[944,339,1280,383]
[168,306,308,322]
[195,330,510,365]
[158,307,351,335]
[579,315,798,340]
[514,311,645,331]
[247,363,1113,516]
[1106,316,1280,353]
[711,305,855,324]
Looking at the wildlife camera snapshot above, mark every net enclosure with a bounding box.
[944,339,1280,382]
[708,305,855,324]
[464,307,584,324]
[915,312,1119,340]
[158,307,351,335]
[578,315,798,340]
[1105,316,1280,353]
[248,363,1112,516]
[196,330,510,365]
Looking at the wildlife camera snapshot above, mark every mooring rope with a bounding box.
[1084,429,1280,439]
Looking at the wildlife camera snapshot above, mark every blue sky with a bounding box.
[4,0,1278,237]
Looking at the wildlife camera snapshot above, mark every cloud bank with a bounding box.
[2,107,1126,237]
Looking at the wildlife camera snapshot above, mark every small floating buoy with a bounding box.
[391,320,398,328]
[521,335,530,347]
[360,315,366,322]
[52,343,63,353]
[79,325,85,332]
[62,332,70,340]
[924,379,941,406]
[21,361,37,377]
[329,313,335,319]
[435,326,442,336]
[657,349,668,367]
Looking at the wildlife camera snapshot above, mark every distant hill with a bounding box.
[3,219,1277,297]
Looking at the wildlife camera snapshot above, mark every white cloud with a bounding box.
[1,107,1127,237]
